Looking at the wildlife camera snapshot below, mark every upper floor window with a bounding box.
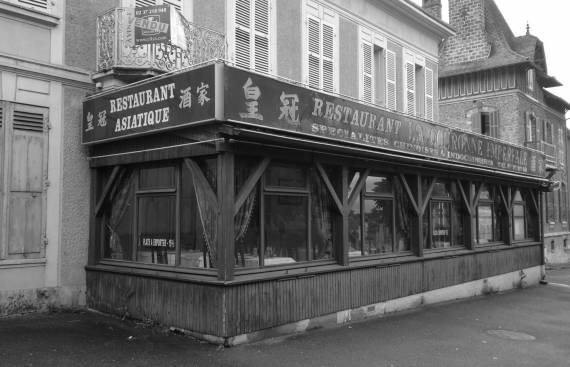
[360,29,386,107]
[543,120,553,144]
[9,0,50,13]
[469,107,499,137]
[135,0,182,11]
[229,0,274,73]
[527,68,535,91]
[403,51,433,120]
[525,112,537,142]
[305,0,338,93]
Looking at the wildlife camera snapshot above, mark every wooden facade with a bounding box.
[84,63,548,341]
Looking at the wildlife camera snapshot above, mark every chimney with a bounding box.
[422,0,442,19]
[440,0,491,65]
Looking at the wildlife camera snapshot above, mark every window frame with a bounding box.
[228,0,275,74]
[303,0,339,93]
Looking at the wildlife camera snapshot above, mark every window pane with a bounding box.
[104,170,135,260]
[311,170,334,260]
[477,205,493,244]
[363,199,393,254]
[139,166,175,190]
[235,184,260,268]
[264,195,307,264]
[430,201,451,248]
[513,204,525,240]
[365,175,392,194]
[348,196,362,257]
[180,165,214,268]
[394,177,412,251]
[265,164,307,188]
[137,195,176,265]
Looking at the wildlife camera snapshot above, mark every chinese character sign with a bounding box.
[82,65,215,144]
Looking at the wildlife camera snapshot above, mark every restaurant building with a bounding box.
[84,0,549,344]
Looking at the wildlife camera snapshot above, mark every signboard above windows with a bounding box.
[83,62,546,178]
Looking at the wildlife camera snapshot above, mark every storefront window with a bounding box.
[425,180,465,249]
[235,160,335,268]
[476,184,506,245]
[512,190,526,241]
[102,159,216,269]
[349,173,409,256]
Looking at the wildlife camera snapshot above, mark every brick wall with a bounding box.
[422,0,442,19]
[441,0,490,65]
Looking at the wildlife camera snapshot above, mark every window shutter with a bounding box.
[386,50,396,110]
[405,60,415,115]
[6,106,47,259]
[361,40,374,103]
[18,0,48,11]
[253,0,270,73]
[471,111,481,133]
[307,16,321,90]
[490,111,499,138]
[135,0,157,7]
[321,22,335,93]
[425,67,434,120]
[235,0,252,69]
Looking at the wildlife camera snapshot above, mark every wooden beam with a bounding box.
[420,177,437,215]
[340,166,349,266]
[456,179,474,217]
[399,173,420,215]
[217,152,235,281]
[347,169,370,210]
[234,157,270,215]
[94,166,122,217]
[473,181,484,208]
[315,162,343,213]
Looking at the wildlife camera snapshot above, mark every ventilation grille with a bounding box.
[14,110,44,132]
[18,0,48,10]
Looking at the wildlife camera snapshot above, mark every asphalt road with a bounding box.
[1,268,570,367]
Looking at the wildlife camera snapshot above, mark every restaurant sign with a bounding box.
[224,67,545,177]
[82,64,215,144]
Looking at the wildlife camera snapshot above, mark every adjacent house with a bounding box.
[430,0,570,264]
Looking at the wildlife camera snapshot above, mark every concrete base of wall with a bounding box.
[207,265,540,346]
[0,286,86,317]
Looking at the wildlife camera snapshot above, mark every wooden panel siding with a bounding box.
[224,245,541,336]
[440,67,517,101]
[86,270,225,336]
[87,244,541,337]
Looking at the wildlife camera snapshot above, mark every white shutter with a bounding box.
[235,0,252,69]
[321,22,335,93]
[405,55,415,116]
[136,0,157,7]
[361,40,374,103]
[425,67,434,120]
[18,0,48,11]
[305,3,337,93]
[307,16,321,90]
[386,50,396,110]
[253,0,270,73]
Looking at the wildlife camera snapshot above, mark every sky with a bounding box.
[411,0,570,123]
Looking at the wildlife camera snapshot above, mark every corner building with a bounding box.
[433,0,570,264]
[85,0,550,344]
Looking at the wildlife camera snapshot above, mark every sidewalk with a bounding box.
[1,268,570,367]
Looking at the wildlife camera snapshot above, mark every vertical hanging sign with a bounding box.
[134,5,171,45]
